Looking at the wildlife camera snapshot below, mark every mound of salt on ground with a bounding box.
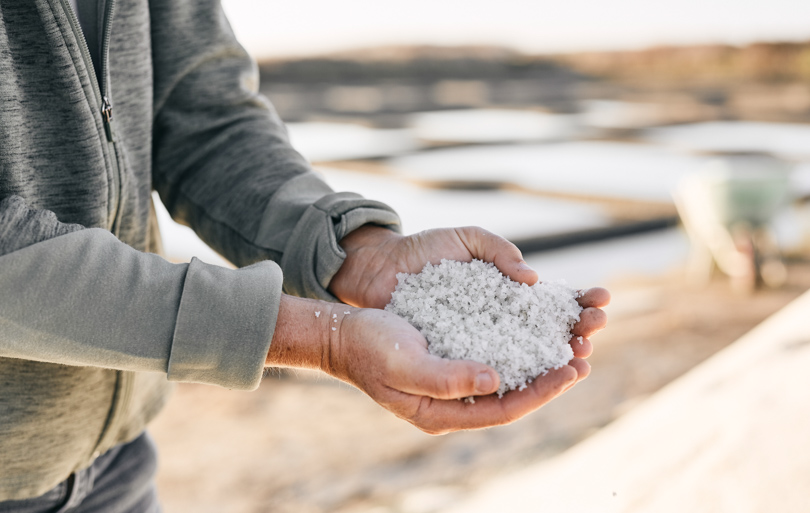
[386,259,582,397]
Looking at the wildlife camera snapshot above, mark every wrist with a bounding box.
[266,295,360,377]
[265,295,331,369]
[337,224,400,252]
[329,225,403,307]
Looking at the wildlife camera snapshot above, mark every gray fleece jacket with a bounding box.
[0,0,400,500]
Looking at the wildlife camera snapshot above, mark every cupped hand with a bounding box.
[321,224,611,432]
[269,287,608,434]
[325,307,590,434]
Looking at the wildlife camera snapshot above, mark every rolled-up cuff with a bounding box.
[279,193,401,300]
[167,257,282,390]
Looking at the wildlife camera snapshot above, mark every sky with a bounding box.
[222,0,810,60]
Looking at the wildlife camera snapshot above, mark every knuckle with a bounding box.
[503,407,525,426]
[439,373,463,399]
[408,397,450,435]
[498,395,529,425]
[409,396,432,424]
[499,404,519,425]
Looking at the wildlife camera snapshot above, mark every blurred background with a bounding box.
[149,1,810,511]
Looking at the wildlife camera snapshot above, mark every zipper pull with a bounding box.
[101,96,114,141]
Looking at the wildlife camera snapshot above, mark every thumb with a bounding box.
[393,354,500,400]
[454,227,539,286]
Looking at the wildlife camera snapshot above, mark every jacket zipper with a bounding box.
[100,0,125,235]
[57,0,131,460]
[58,0,121,233]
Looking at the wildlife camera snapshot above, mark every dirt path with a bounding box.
[149,262,810,513]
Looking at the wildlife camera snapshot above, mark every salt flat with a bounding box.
[643,121,810,161]
[523,227,689,289]
[317,167,612,240]
[407,109,583,144]
[388,141,708,202]
[286,122,421,162]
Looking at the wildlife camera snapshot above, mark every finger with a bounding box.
[572,307,607,338]
[577,287,611,308]
[570,335,593,358]
[391,353,501,400]
[558,358,590,395]
[567,357,591,381]
[453,227,539,286]
[409,364,577,434]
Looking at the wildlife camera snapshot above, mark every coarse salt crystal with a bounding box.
[315,311,321,318]
[386,259,582,397]
[395,343,400,350]
[331,327,336,331]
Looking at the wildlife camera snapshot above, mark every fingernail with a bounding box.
[475,372,494,394]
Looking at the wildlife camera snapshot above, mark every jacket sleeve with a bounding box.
[149,0,401,300]
[0,196,280,390]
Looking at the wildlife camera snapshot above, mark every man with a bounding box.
[0,0,608,510]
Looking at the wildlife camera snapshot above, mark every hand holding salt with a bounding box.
[321,225,608,433]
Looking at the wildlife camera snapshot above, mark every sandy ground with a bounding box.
[148,261,810,513]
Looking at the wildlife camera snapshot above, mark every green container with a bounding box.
[701,155,792,227]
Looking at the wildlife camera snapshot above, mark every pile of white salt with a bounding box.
[385,259,582,397]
